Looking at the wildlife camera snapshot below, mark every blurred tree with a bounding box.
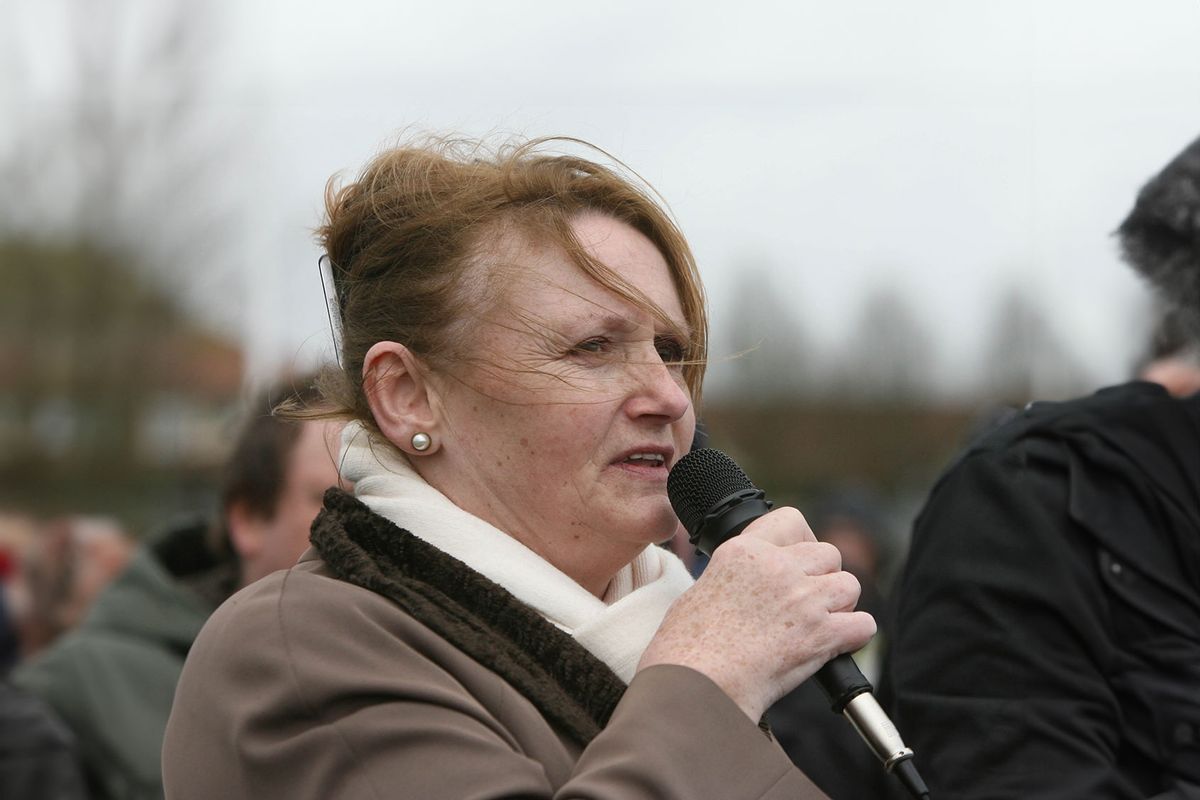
[836,283,935,404]
[0,0,237,319]
[722,265,816,402]
[980,284,1089,403]
[0,0,243,527]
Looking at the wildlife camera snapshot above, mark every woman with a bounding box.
[162,136,874,799]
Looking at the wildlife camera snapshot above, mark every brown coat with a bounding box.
[162,490,828,799]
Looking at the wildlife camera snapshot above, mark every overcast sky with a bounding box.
[17,0,1200,398]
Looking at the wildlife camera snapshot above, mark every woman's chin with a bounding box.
[613,504,682,549]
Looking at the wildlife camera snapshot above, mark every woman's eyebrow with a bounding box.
[552,298,690,343]
[571,309,642,335]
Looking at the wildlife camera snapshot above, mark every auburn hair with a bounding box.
[308,134,707,430]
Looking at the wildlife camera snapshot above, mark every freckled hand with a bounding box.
[668,448,931,800]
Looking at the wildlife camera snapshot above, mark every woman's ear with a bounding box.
[362,341,441,455]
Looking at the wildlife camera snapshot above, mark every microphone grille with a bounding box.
[668,448,757,536]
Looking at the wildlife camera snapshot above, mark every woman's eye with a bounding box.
[572,337,610,355]
[655,336,686,363]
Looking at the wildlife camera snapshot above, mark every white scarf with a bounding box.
[338,422,695,683]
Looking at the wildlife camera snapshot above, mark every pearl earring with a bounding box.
[411,432,432,452]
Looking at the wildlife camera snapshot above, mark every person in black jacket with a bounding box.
[884,134,1200,799]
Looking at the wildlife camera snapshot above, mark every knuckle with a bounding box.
[838,569,861,594]
[769,506,806,526]
[716,535,753,559]
[778,507,816,540]
[835,571,863,605]
[815,541,843,570]
[791,575,830,608]
[844,612,878,649]
[792,541,840,574]
[705,536,756,572]
[810,570,861,607]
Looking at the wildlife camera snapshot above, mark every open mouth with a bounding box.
[623,453,666,467]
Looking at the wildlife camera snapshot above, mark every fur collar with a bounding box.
[310,488,627,746]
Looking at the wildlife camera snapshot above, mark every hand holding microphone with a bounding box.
[638,505,874,722]
[642,448,930,799]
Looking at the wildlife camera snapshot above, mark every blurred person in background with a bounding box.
[0,516,110,799]
[0,514,133,662]
[16,516,134,658]
[209,380,348,588]
[884,134,1200,798]
[0,513,38,675]
[805,494,893,680]
[766,492,896,800]
[13,377,344,800]
[163,135,874,800]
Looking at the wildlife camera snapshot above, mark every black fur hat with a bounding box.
[1118,135,1200,337]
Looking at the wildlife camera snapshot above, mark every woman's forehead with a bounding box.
[484,215,685,321]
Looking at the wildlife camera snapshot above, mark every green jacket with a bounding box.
[13,518,234,800]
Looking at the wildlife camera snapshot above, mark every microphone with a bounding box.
[668,448,930,800]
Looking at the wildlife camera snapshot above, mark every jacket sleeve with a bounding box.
[163,568,826,800]
[569,665,826,800]
[885,439,1167,800]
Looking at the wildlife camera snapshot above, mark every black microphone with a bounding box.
[668,447,930,800]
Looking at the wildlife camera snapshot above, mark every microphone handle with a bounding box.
[817,654,928,797]
[814,652,872,712]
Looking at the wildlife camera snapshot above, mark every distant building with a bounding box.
[0,240,243,478]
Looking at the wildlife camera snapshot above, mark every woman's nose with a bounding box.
[625,357,691,422]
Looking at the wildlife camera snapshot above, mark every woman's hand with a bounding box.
[637,507,877,721]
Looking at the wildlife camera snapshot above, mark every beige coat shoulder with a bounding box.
[163,554,828,800]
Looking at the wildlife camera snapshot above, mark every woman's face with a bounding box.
[422,212,696,593]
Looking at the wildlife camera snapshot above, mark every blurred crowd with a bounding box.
[0,377,344,799]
